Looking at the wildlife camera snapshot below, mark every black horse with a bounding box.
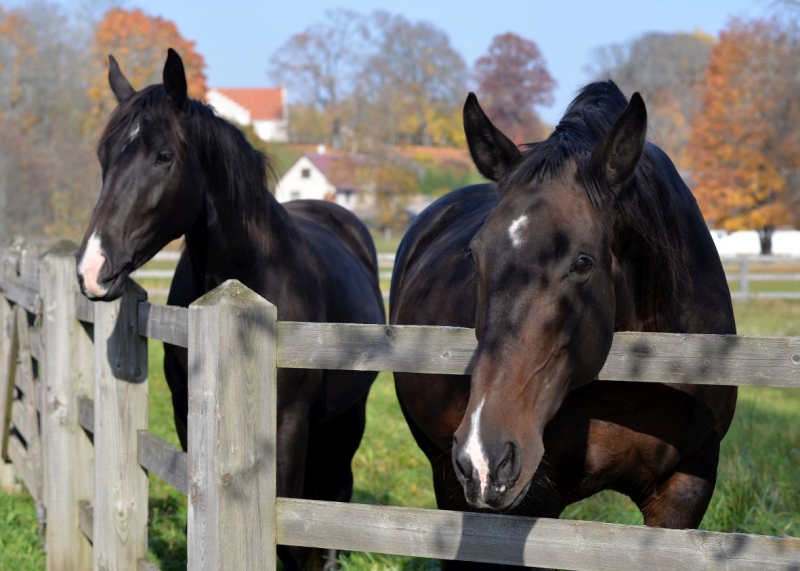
[77,49,385,570]
[391,81,737,569]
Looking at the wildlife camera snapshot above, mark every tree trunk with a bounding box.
[758,224,775,255]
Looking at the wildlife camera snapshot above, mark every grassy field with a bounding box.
[1,295,799,569]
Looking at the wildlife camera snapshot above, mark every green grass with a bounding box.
[1,300,799,569]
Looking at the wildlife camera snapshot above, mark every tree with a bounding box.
[588,31,714,168]
[360,12,467,146]
[268,10,365,147]
[355,151,420,235]
[0,2,98,241]
[88,8,207,123]
[473,32,556,143]
[688,18,800,253]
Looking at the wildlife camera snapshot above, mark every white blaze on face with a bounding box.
[508,215,529,248]
[463,396,490,497]
[78,231,108,297]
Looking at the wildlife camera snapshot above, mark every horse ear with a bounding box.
[163,48,188,109]
[463,93,522,183]
[591,92,647,188]
[108,55,135,103]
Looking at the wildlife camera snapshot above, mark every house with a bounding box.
[205,87,288,142]
[274,147,374,212]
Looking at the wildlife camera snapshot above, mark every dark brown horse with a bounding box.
[76,50,385,570]
[391,81,737,570]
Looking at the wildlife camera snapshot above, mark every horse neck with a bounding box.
[611,227,681,333]
[184,148,299,285]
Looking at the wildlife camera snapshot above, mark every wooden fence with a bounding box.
[135,251,396,300]
[722,255,800,300]
[1,242,799,570]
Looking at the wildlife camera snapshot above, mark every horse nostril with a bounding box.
[453,445,472,481]
[495,441,520,485]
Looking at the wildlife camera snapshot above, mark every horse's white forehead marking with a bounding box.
[121,121,140,151]
[508,214,529,248]
[464,397,490,498]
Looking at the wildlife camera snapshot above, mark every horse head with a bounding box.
[451,91,648,510]
[77,49,203,300]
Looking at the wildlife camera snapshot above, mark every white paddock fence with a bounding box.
[0,241,799,570]
[141,252,800,302]
[722,255,800,300]
[135,251,396,300]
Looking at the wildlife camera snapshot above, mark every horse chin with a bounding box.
[488,479,532,512]
[78,271,128,302]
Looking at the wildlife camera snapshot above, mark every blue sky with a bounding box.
[60,0,770,123]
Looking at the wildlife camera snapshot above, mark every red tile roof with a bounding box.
[212,88,284,120]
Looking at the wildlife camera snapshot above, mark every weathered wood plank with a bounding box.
[188,280,277,570]
[15,306,43,507]
[78,501,93,543]
[75,293,94,324]
[77,396,93,435]
[10,400,30,443]
[7,433,36,500]
[137,302,188,347]
[93,280,149,571]
[137,431,187,495]
[1,273,40,315]
[41,244,94,571]
[0,295,18,459]
[133,305,800,387]
[0,459,22,494]
[29,328,41,362]
[276,498,800,570]
[276,322,800,388]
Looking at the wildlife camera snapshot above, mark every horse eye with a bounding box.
[467,248,476,266]
[156,151,173,165]
[571,255,594,275]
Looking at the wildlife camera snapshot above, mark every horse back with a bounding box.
[284,199,379,275]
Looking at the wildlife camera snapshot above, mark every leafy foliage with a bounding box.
[88,8,207,125]
[688,18,800,232]
[589,31,714,168]
[473,32,556,143]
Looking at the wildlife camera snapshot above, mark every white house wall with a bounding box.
[275,157,336,203]
[206,90,251,126]
[254,119,288,143]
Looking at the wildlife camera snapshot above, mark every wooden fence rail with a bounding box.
[0,243,799,570]
[722,255,800,299]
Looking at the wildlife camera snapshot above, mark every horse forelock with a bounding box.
[98,85,186,161]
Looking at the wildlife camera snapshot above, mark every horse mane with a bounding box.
[507,80,691,318]
[98,85,277,237]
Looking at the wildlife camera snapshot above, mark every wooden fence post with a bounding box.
[93,279,148,571]
[739,258,749,298]
[188,280,277,570]
[0,271,19,493]
[40,241,94,571]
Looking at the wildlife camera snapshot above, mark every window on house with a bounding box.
[301,168,311,179]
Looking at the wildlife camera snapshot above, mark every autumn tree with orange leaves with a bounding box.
[88,8,207,123]
[688,18,800,253]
